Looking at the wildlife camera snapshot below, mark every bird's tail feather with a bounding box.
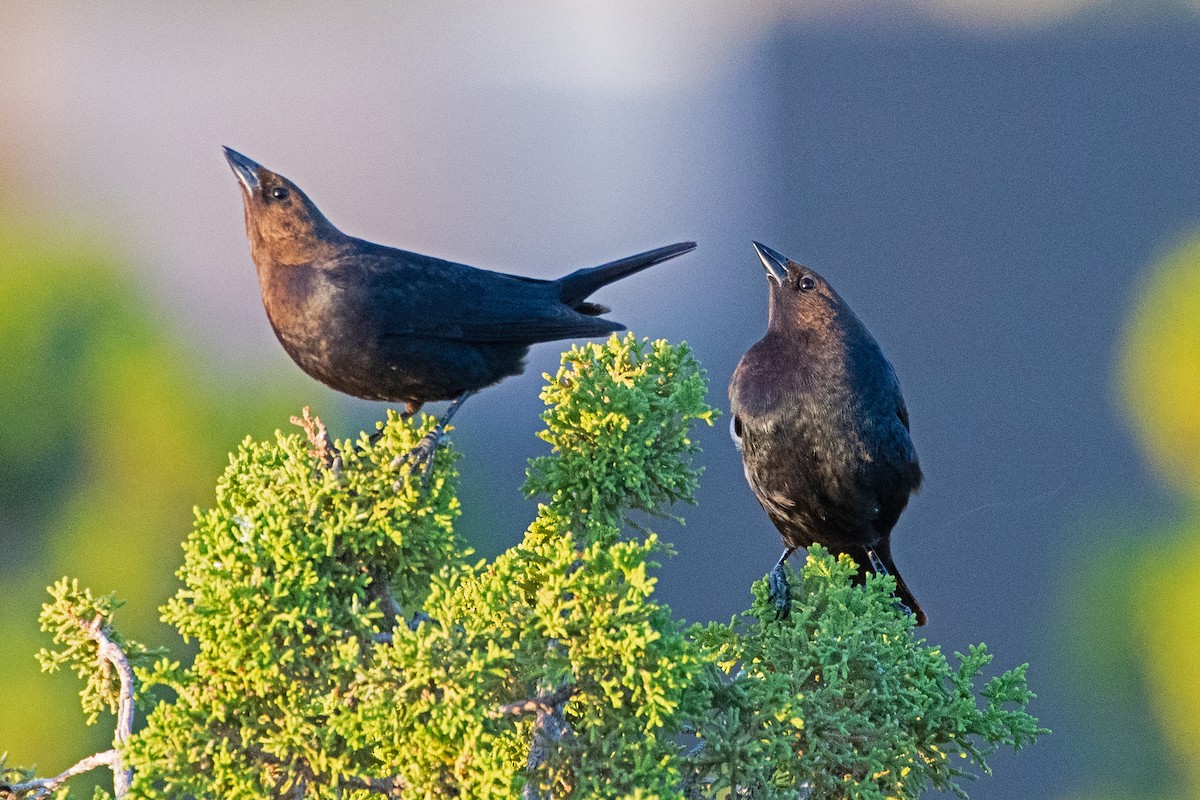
[860,544,928,627]
[887,564,927,627]
[557,241,696,308]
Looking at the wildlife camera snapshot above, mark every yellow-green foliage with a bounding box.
[1132,528,1200,795]
[0,220,311,779]
[691,552,1044,799]
[37,579,162,727]
[19,335,1043,798]
[526,336,716,529]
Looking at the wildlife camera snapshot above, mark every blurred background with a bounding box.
[2,2,1199,797]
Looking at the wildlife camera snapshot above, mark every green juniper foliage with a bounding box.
[688,551,1046,799]
[16,334,1044,799]
[526,335,714,531]
[36,579,162,728]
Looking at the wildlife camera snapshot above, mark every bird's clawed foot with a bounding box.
[390,427,445,485]
[864,547,888,576]
[767,547,796,618]
[389,391,471,487]
[768,561,792,618]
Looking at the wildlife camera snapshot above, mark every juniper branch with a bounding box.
[0,750,119,799]
[85,613,135,795]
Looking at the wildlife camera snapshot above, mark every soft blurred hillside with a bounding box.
[0,216,325,775]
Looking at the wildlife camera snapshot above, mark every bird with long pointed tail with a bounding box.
[729,242,926,625]
[222,147,695,471]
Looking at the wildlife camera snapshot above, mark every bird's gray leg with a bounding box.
[392,391,472,483]
[768,547,796,618]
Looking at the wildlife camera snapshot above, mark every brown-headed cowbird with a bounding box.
[729,242,926,625]
[223,147,695,465]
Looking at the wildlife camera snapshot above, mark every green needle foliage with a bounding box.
[14,334,1044,799]
[127,411,465,799]
[689,552,1047,799]
[526,335,714,529]
[37,579,163,727]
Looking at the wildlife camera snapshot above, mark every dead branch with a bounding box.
[0,750,118,799]
[290,406,341,472]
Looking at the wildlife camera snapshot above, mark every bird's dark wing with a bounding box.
[332,245,624,344]
[855,366,922,533]
[877,364,922,487]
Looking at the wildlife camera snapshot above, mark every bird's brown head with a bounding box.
[223,147,345,267]
[752,241,847,334]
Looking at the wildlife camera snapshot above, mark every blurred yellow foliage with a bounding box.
[1111,230,1200,800]
[1119,233,1200,496]
[1134,528,1200,796]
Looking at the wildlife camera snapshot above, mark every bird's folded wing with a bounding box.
[346,252,623,344]
[399,308,623,344]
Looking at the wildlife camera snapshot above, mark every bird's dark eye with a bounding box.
[270,186,289,200]
[798,275,817,292]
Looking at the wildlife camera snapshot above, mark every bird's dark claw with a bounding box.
[389,391,469,487]
[390,428,445,486]
[768,562,792,619]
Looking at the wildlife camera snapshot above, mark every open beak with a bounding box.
[752,241,789,284]
[223,146,262,194]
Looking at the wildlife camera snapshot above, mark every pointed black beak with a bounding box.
[752,241,789,284]
[223,146,262,194]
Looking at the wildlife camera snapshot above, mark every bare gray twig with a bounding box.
[491,684,577,719]
[86,613,135,796]
[7,610,139,798]
[367,571,404,634]
[0,749,118,799]
[336,772,409,797]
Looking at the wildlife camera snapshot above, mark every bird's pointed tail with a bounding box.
[557,242,696,309]
[863,543,928,627]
